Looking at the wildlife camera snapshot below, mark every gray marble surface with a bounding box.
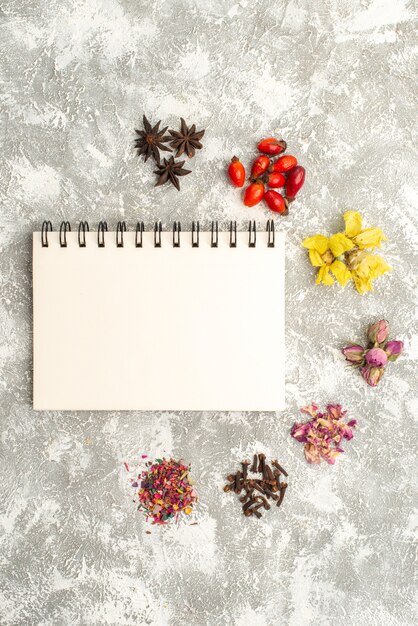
[0,1,417,624]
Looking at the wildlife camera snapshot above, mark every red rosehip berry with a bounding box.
[264,171,286,188]
[285,165,305,201]
[251,155,270,179]
[257,137,287,155]
[271,155,297,173]
[243,180,265,207]
[264,190,288,214]
[227,156,246,188]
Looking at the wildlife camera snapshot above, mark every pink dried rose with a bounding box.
[342,319,404,387]
[365,347,388,367]
[360,365,385,387]
[341,344,365,364]
[385,340,403,360]
[291,404,357,465]
[367,319,389,346]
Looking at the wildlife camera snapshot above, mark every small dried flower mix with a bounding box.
[342,319,404,387]
[291,404,357,465]
[130,457,198,525]
[224,454,289,518]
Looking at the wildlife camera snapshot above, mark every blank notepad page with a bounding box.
[33,228,285,411]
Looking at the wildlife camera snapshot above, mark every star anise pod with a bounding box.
[154,156,192,191]
[134,115,171,164]
[168,118,205,158]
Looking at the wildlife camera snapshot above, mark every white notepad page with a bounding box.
[33,228,285,411]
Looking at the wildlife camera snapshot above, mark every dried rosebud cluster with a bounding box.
[224,454,288,518]
[342,319,404,387]
[291,404,357,465]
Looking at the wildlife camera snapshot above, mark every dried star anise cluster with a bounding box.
[224,454,288,519]
[134,115,205,191]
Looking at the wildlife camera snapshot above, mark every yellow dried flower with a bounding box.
[302,233,354,287]
[343,211,387,248]
[302,212,391,294]
[346,251,391,295]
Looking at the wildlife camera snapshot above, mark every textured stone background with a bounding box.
[0,0,417,624]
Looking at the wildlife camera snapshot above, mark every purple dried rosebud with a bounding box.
[365,347,388,367]
[385,340,404,361]
[367,319,389,346]
[342,344,365,365]
[361,365,385,387]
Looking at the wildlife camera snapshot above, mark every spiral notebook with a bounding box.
[33,220,285,411]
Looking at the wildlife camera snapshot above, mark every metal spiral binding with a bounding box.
[154,221,162,247]
[248,220,256,247]
[98,221,108,247]
[267,219,275,247]
[173,221,181,247]
[229,221,237,247]
[135,222,144,248]
[59,221,71,247]
[211,221,218,247]
[41,221,52,247]
[40,220,277,248]
[78,221,89,247]
[192,221,199,247]
[116,221,126,247]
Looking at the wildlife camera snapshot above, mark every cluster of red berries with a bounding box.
[227,138,305,214]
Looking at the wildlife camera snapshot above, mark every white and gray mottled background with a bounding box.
[0,0,417,624]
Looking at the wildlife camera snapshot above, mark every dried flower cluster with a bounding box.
[303,211,391,294]
[342,319,404,387]
[291,404,357,465]
[134,115,204,190]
